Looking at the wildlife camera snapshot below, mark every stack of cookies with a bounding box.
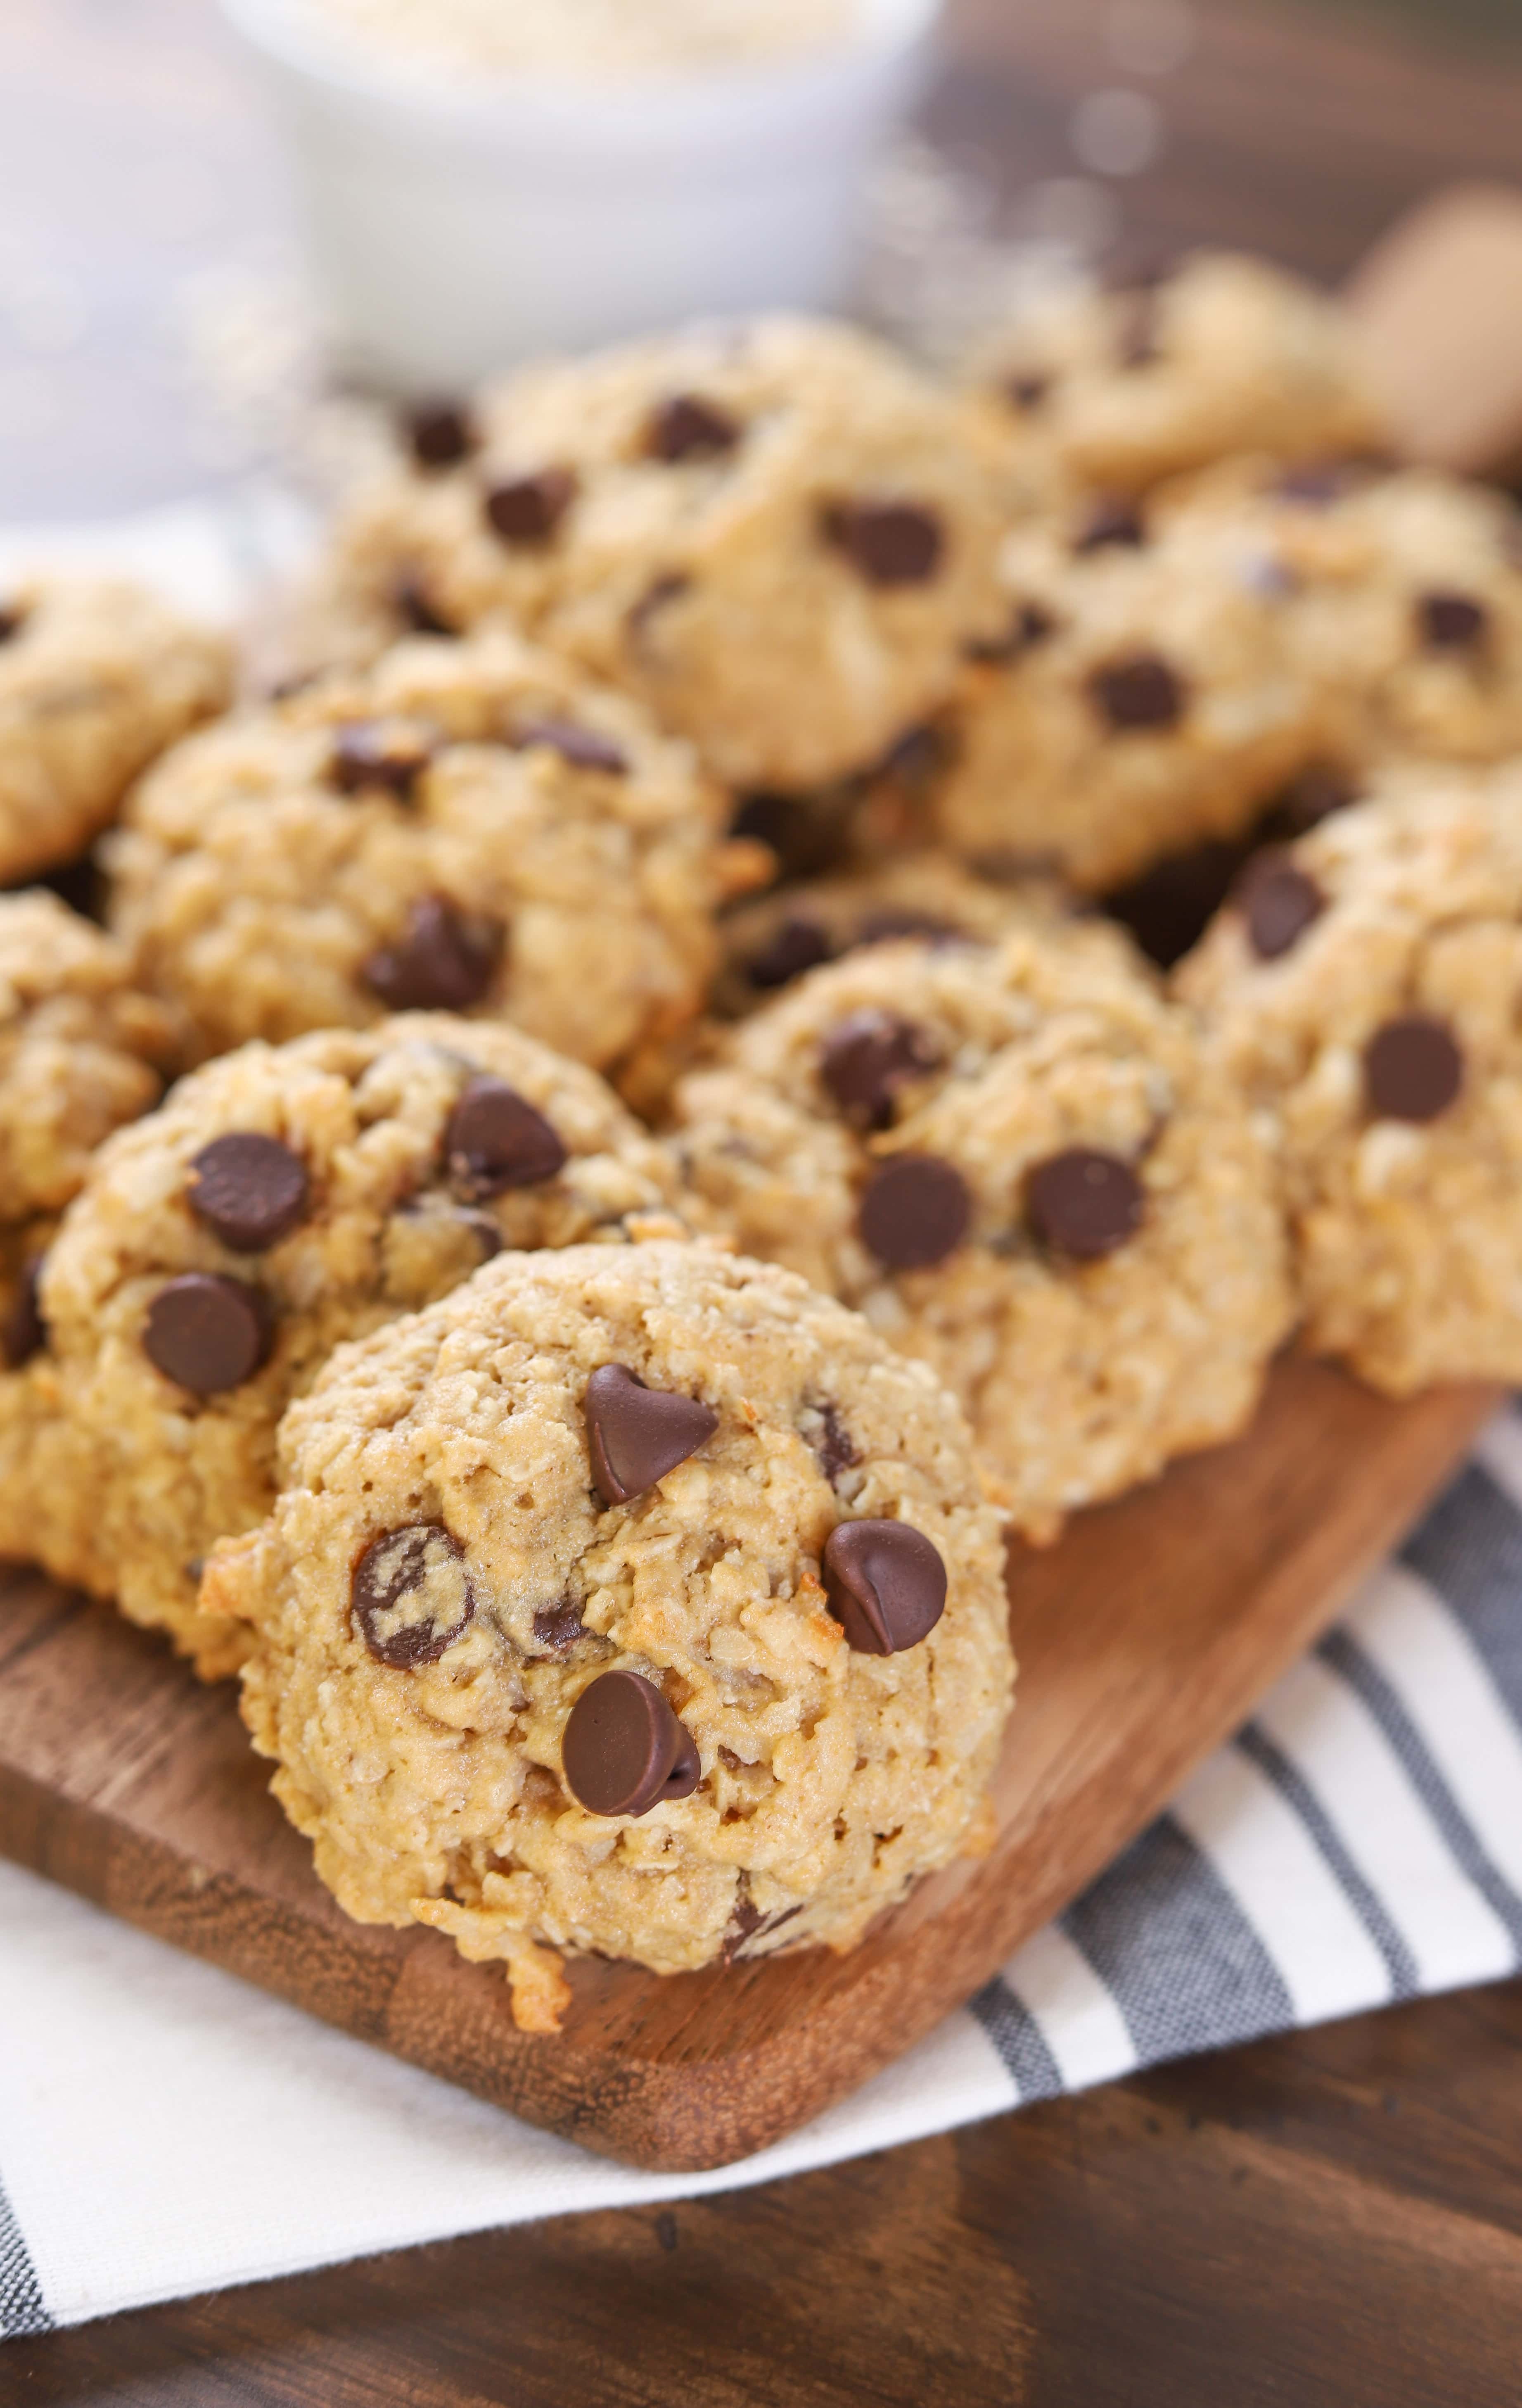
[7,257,1521,2028]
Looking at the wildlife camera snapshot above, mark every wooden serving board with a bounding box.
[0,1358,1496,2173]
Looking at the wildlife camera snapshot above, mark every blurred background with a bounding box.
[2,0,1521,522]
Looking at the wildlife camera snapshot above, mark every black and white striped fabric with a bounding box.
[5,1406,1520,2336]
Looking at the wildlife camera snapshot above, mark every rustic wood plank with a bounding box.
[0,1360,1497,2173]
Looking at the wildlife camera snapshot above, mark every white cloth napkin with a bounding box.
[3,507,1520,2334]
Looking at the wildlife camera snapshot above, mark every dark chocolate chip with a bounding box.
[965,600,1058,667]
[722,1890,804,1963]
[744,915,834,992]
[405,402,476,470]
[1005,372,1050,412]
[188,1134,311,1253]
[361,895,503,1012]
[561,1669,700,1817]
[1268,760,1361,836]
[3,1254,45,1368]
[1027,1148,1144,1260]
[1235,851,1325,961]
[811,1402,858,1488]
[531,1599,587,1656]
[509,717,627,774]
[1417,590,1489,652]
[1089,652,1186,731]
[823,1518,947,1656]
[821,501,945,587]
[0,603,26,644]
[1074,495,1146,554]
[351,1523,475,1669]
[645,393,742,463]
[444,1077,567,1199]
[394,573,457,637]
[484,467,578,546]
[331,720,435,802]
[1102,838,1249,969]
[584,1364,719,1506]
[143,1273,272,1395]
[857,1155,971,1270]
[1363,1014,1464,1123]
[819,1009,938,1131]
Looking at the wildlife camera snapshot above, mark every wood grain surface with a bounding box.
[6,0,1522,2399]
[0,1362,1498,2175]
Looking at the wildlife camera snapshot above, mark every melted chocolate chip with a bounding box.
[331,720,435,802]
[823,1518,947,1655]
[1363,1014,1464,1123]
[822,500,945,587]
[143,1273,272,1395]
[1417,590,1489,652]
[857,1155,971,1270]
[188,1134,311,1253]
[965,601,1059,667]
[645,393,741,462]
[744,915,834,992]
[819,1010,938,1131]
[584,1364,719,1506]
[1074,496,1146,554]
[1235,851,1326,961]
[394,574,456,637]
[1027,1148,1144,1260]
[509,717,627,774]
[561,1669,700,1817]
[1089,652,1187,731]
[406,402,476,470]
[722,1890,804,1963]
[444,1077,567,1199]
[361,895,503,1012]
[811,1402,858,1489]
[3,1255,45,1368]
[531,1599,587,1656]
[484,467,577,546]
[351,1523,474,1669]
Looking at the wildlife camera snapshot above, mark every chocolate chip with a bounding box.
[1235,852,1325,961]
[584,1364,719,1506]
[823,1518,947,1655]
[143,1273,272,1394]
[1417,590,1489,652]
[1089,653,1186,731]
[509,717,627,775]
[188,1134,311,1253]
[351,1523,474,1669]
[744,915,834,992]
[822,501,944,587]
[394,574,456,637]
[811,1402,858,1488]
[0,603,26,644]
[1268,760,1361,836]
[626,572,692,651]
[1074,496,1146,554]
[406,402,476,470]
[444,1077,567,1199]
[3,1255,45,1368]
[820,1010,938,1131]
[645,393,741,462]
[531,1599,587,1655]
[484,467,577,546]
[1363,1014,1464,1123]
[965,601,1059,667]
[1005,371,1050,411]
[858,1155,971,1270]
[1027,1148,1144,1260]
[361,895,503,1012]
[722,1890,804,1963]
[561,1669,700,1817]
[331,721,435,802]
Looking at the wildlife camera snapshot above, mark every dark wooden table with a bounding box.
[6,2,1522,2399]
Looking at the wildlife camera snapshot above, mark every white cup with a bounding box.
[218,0,944,395]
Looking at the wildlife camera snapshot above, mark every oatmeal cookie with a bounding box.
[105,627,759,1077]
[1176,767,1522,1395]
[668,926,1292,1538]
[0,576,230,883]
[205,1240,1013,2021]
[318,317,1008,790]
[35,1015,690,1674]
[971,251,1385,496]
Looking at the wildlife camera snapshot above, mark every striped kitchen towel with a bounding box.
[4,1401,1521,2336]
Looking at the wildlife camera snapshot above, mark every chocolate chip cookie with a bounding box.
[105,626,759,1080]
[318,317,1008,790]
[668,924,1292,1539]
[205,1240,1013,2024]
[1176,767,1522,1395]
[33,1016,690,1674]
[0,576,230,883]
